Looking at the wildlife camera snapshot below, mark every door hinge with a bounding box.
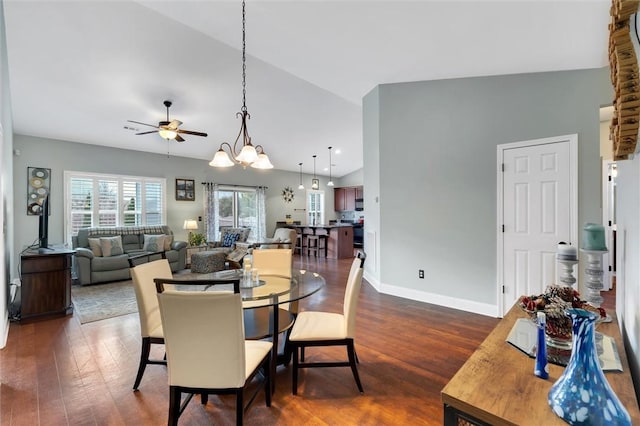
[609,265,612,272]
[502,285,506,294]
[609,220,612,227]
[501,224,505,232]
[501,163,505,172]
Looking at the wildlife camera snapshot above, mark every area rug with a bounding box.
[71,280,138,324]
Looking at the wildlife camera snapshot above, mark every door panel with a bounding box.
[502,141,571,314]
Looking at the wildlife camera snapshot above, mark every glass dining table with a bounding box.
[169,268,326,366]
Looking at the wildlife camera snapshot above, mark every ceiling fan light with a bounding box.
[235,144,259,164]
[251,153,274,169]
[209,148,235,167]
[158,128,178,140]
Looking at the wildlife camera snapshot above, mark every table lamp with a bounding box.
[183,219,199,245]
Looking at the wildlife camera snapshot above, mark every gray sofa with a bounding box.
[72,225,187,285]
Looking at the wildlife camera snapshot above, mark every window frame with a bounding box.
[306,189,325,226]
[64,171,166,245]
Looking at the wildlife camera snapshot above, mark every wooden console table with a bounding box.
[441,304,640,425]
[20,249,74,322]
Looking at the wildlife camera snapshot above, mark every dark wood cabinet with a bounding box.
[334,186,362,211]
[20,250,74,322]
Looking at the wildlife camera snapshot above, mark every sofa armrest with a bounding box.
[75,247,94,260]
[171,240,187,251]
[208,241,224,249]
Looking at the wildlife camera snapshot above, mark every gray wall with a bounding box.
[12,135,337,258]
[365,68,611,312]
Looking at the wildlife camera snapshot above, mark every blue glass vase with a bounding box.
[548,308,631,425]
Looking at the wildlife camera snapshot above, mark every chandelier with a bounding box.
[209,0,273,169]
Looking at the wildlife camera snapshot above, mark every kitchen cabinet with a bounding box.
[334,186,362,211]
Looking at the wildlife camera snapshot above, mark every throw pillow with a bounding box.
[100,236,124,257]
[143,234,165,253]
[222,232,240,247]
[88,238,103,256]
[163,234,173,251]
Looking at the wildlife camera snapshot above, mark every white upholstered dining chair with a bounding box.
[130,258,173,390]
[155,279,272,425]
[288,251,366,395]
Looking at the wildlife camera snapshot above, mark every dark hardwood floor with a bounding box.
[2,255,507,425]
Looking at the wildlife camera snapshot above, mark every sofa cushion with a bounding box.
[91,254,130,272]
[143,234,165,252]
[163,234,173,250]
[100,236,124,257]
[88,238,103,256]
[222,232,241,247]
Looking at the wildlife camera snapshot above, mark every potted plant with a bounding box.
[189,233,207,247]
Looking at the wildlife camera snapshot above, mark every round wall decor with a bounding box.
[282,186,295,203]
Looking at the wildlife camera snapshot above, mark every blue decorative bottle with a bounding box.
[534,311,549,379]
[548,308,631,425]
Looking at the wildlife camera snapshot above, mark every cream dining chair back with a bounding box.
[251,248,293,276]
[155,278,272,426]
[289,251,366,395]
[130,258,173,390]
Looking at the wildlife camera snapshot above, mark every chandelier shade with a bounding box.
[209,0,273,170]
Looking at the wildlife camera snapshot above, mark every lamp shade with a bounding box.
[209,149,235,167]
[235,144,259,164]
[183,220,198,231]
[250,153,274,169]
[158,128,178,140]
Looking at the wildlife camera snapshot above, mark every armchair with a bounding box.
[254,227,297,249]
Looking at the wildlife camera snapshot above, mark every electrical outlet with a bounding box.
[419,269,424,279]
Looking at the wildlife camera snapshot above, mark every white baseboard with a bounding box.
[363,271,498,317]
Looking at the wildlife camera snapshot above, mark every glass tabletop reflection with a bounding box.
[171,268,325,308]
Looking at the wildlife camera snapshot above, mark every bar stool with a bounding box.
[306,233,327,257]
[295,228,304,255]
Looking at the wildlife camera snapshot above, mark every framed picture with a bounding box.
[176,178,195,201]
[27,166,51,215]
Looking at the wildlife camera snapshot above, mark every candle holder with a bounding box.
[556,258,578,288]
[580,249,610,321]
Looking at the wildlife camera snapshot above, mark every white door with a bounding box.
[498,135,577,316]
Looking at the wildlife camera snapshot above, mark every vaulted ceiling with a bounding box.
[3,1,611,177]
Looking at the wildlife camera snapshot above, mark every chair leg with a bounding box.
[168,386,181,426]
[300,346,305,362]
[292,344,299,395]
[133,337,151,390]
[236,388,244,426]
[264,353,272,407]
[347,340,364,394]
[201,393,208,405]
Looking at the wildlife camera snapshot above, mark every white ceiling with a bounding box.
[3,0,611,177]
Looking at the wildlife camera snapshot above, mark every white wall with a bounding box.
[614,155,640,399]
[0,0,14,348]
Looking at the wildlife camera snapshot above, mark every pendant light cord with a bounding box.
[241,0,247,112]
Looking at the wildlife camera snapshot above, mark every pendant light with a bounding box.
[311,155,319,190]
[209,0,273,170]
[298,162,305,190]
[327,146,335,187]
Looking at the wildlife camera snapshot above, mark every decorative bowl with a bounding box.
[518,285,606,350]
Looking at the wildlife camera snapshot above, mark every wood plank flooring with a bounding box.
[2,255,507,425]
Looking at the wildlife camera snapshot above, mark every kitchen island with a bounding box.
[289,224,354,259]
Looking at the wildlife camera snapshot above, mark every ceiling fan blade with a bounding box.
[175,134,185,142]
[177,129,208,137]
[135,130,158,135]
[168,120,182,130]
[127,120,159,129]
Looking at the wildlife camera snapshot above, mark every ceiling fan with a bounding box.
[127,100,208,142]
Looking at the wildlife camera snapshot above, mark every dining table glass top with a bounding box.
[171,268,325,308]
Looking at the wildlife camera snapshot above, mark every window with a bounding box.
[307,190,324,225]
[216,187,257,238]
[64,171,166,244]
